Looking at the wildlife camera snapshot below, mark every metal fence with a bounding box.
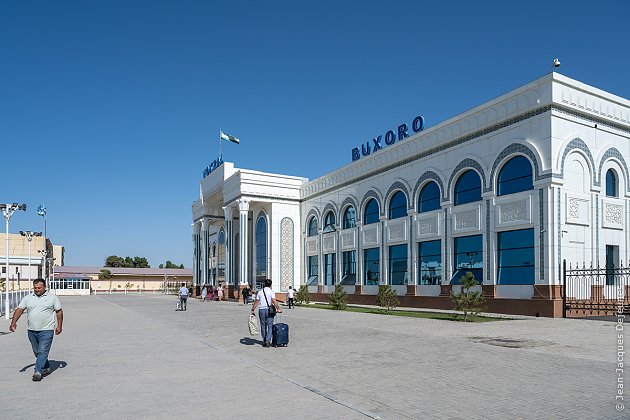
[0,289,31,317]
[563,260,630,317]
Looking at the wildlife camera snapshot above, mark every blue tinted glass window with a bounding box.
[388,191,408,219]
[255,217,267,279]
[323,211,336,233]
[308,217,318,236]
[497,228,534,285]
[324,253,336,285]
[364,199,379,225]
[363,247,380,285]
[389,244,408,285]
[606,169,618,197]
[454,170,482,205]
[307,255,318,285]
[418,182,441,213]
[452,235,483,284]
[342,206,356,229]
[498,156,533,196]
[341,250,356,285]
[418,240,441,285]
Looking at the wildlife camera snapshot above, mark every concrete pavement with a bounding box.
[0,294,625,419]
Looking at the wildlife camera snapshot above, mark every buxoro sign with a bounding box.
[202,156,224,179]
[351,115,425,162]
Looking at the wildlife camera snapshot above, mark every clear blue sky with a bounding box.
[2,1,629,268]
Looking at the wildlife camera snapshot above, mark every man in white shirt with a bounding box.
[178,283,189,311]
[10,279,63,381]
[287,286,295,309]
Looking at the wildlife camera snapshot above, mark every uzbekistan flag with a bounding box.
[220,130,240,144]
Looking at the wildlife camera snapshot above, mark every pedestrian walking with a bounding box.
[9,279,63,381]
[251,279,282,347]
[209,286,215,301]
[179,283,189,311]
[201,285,207,302]
[287,286,295,309]
[242,284,250,305]
[217,284,224,301]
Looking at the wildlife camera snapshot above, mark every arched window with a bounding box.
[342,206,356,229]
[606,169,618,197]
[454,170,482,205]
[388,191,408,219]
[363,199,379,225]
[255,216,267,280]
[323,211,336,233]
[418,182,440,213]
[307,217,318,236]
[498,156,533,196]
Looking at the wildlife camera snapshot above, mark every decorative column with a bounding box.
[238,199,250,287]
[201,218,210,287]
[192,222,201,286]
[223,206,234,286]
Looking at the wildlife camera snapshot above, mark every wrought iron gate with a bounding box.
[562,260,630,317]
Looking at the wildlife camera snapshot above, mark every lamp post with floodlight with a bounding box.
[1,203,27,320]
[20,231,42,293]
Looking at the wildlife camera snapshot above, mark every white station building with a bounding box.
[192,73,630,317]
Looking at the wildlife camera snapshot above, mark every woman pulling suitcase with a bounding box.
[251,279,283,347]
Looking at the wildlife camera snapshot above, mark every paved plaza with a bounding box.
[0,294,626,419]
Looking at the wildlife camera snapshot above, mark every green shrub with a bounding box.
[295,285,311,305]
[377,285,399,314]
[451,272,485,322]
[329,284,347,310]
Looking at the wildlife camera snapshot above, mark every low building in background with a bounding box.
[53,266,193,296]
[0,233,56,290]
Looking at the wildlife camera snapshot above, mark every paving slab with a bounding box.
[0,294,626,419]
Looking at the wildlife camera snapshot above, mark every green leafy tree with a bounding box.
[377,285,400,314]
[160,261,185,269]
[105,255,150,268]
[98,269,112,280]
[295,285,311,305]
[132,257,150,268]
[329,284,348,310]
[451,272,485,322]
[105,255,125,267]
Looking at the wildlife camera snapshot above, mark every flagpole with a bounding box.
[219,128,222,160]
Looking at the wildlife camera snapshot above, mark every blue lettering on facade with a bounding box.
[412,115,425,133]
[202,156,224,179]
[351,115,424,162]
[397,123,409,140]
[384,130,396,145]
[372,136,383,152]
[361,142,371,157]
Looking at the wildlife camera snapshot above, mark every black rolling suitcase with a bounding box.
[272,315,289,347]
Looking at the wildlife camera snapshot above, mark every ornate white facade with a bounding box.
[192,73,630,316]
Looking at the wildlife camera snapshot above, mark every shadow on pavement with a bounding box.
[20,360,68,375]
[240,337,264,346]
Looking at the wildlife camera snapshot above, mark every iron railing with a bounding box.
[0,289,31,317]
[563,260,630,317]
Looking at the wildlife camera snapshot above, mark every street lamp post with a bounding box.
[36,204,47,279]
[20,231,42,294]
[2,203,27,320]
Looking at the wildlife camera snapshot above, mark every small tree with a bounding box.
[451,272,485,322]
[98,269,112,280]
[294,285,310,305]
[377,285,400,314]
[124,282,133,294]
[329,284,347,310]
